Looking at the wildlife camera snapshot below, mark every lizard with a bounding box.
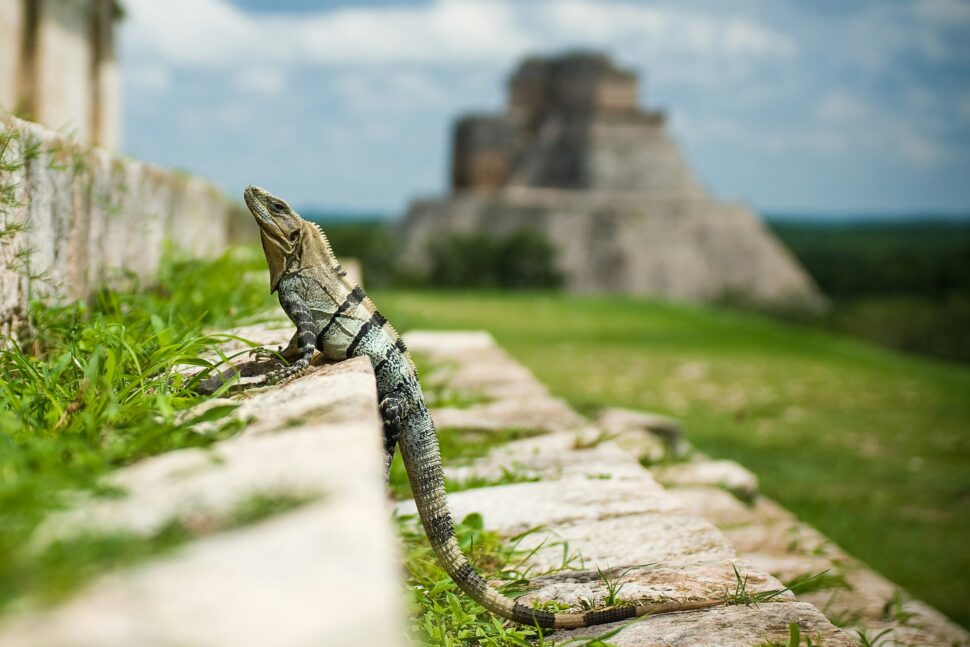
[243,184,721,629]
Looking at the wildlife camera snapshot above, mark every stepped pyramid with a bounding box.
[399,52,824,309]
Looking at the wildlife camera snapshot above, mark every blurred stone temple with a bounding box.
[0,0,122,148]
[400,52,824,309]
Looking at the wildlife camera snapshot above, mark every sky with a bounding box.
[119,0,970,217]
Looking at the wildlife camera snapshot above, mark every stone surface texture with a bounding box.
[2,322,966,646]
[402,329,967,646]
[399,52,825,310]
[398,331,863,644]
[0,114,235,335]
[0,324,407,647]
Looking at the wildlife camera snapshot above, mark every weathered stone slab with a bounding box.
[36,358,383,542]
[556,601,856,647]
[668,486,768,528]
[2,349,406,647]
[431,396,584,434]
[513,513,739,576]
[653,459,759,500]
[518,559,784,613]
[444,430,647,483]
[400,477,793,617]
[405,330,585,432]
[596,407,688,458]
[1,501,404,647]
[398,477,678,538]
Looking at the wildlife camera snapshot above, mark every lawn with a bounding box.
[374,290,970,629]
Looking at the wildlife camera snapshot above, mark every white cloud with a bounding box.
[123,0,533,67]
[913,0,970,25]
[234,67,287,95]
[959,95,970,121]
[122,0,794,69]
[126,65,171,92]
[816,93,868,123]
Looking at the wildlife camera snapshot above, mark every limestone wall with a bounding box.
[0,114,233,334]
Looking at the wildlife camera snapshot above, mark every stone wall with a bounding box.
[0,114,234,334]
[0,0,121,149]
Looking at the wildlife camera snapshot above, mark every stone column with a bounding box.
[0,0,25,113]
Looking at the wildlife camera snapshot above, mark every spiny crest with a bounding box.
[308,220,340,265]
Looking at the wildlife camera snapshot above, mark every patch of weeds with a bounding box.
[754,622,825,647]
[553,622,632,646]
[438,426,543,464]
[821,605,860,629]
[0,246,276,615]
[222,490,318,528]
[397,512,545,645]
[422,381,492,409]
[447,465,541,493]
[17,489,317,607]
[637,446,694,468]
[572,430,618,450]
[586,473,613,480]
[881,590,918,626]
[719,483,759,506]
[410,353,492,410]
[855,627,894,647]
[785,570,851,595]
[399,511,596,645]
[578,564,650,610]
[728,564,796,606]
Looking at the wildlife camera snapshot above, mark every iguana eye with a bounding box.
[271,200,285,212]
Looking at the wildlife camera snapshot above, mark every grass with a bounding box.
[0,246,277,613]
[399,511,638,647]
[374,289,970,629]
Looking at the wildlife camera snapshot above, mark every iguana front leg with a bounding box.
[265,290,316,384]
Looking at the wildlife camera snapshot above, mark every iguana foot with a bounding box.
[265,359,310,385]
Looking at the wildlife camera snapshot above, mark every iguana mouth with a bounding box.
[244,185,284,238]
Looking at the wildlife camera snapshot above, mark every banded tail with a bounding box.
[399,409,722,629]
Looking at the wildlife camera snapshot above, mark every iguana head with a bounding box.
[244,185,342,292]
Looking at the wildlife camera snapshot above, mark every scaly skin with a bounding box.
[244,185,721,629]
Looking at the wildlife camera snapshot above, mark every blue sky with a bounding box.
[120,0,970,216]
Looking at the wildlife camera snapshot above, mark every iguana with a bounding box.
[244,185,720,629]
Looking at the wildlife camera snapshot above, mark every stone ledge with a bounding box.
[558,602,856,647]
[0,326,406,647]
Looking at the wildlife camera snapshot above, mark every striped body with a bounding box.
[245,185,721,629]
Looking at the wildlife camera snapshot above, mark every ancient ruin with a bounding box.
[0,0,121,148]
[399,52,825,309]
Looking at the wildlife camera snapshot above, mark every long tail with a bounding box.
[398,410,721,630]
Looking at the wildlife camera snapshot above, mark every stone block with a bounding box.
[2,342,406,647]
[559,601,856,647]
[444,430,647,483]
[653,459,760,501]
